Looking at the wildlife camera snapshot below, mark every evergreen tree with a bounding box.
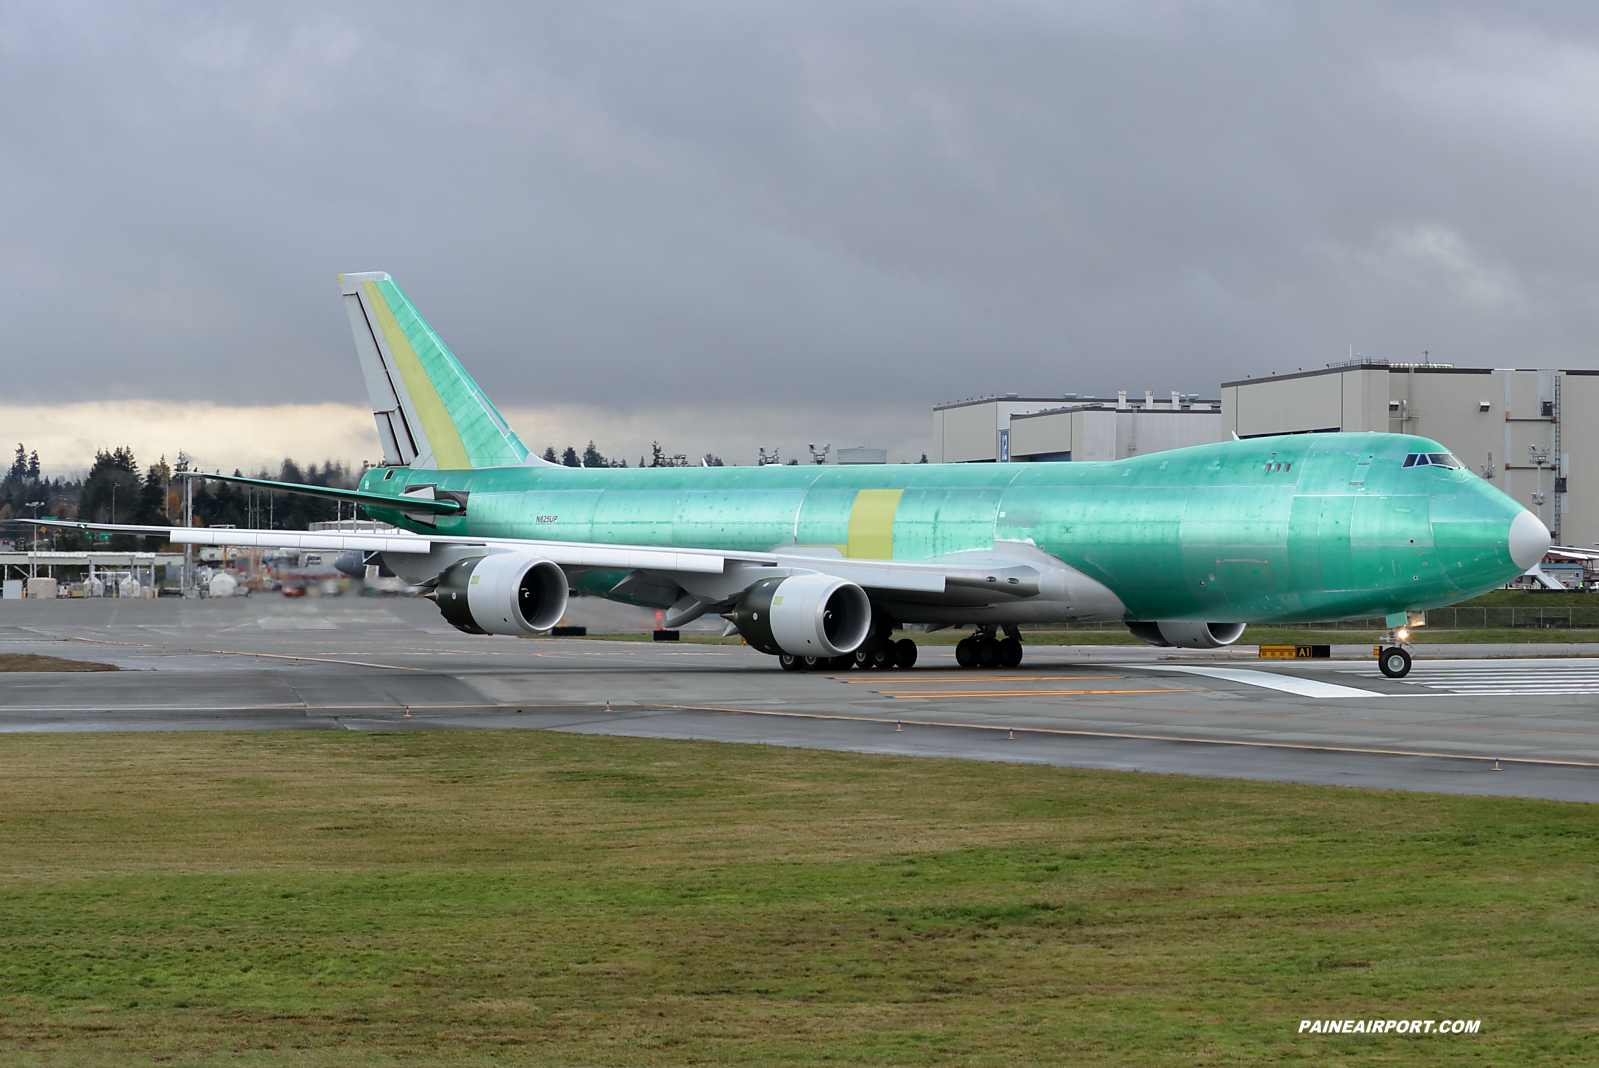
[79,446,144,545]
[561,446,580,467]
[581,440,606,468]
[138,457,172,524]
[26,450,39,481]
[542,446,558,463]
[8,444,26,482]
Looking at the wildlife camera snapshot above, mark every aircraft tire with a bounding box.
[869,641,895,670]
[802,655,823,670]
[955,637,978,668]
[976,638,1002,668]
[779,653,802,671]
[1378,647,1412,679]
[894,638,918,669]
[998,637,1023,668]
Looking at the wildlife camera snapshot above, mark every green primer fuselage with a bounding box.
[358,431,1530,624]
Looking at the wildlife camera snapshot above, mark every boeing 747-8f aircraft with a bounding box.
[42,272,1551,678]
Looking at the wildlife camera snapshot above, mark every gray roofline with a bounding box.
[934,394,1218,411]
[1216,365,1599,389]
[1010,405,1222,421]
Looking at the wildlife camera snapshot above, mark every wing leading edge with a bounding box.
[27,519,1118,601]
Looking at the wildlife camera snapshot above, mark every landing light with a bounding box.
[1395,627,1410,642]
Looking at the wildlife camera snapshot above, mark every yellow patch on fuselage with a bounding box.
[846,489,903,560]
[363,281,471,470]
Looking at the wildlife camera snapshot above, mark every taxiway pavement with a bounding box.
[3,596,1597,803]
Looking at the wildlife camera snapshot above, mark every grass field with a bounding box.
[0,653,118,671]
[0,731,1594,1065]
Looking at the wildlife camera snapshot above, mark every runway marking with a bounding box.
[67,636,427,672]
[640,702,1599,769]
[874,689,1195,699]
[1337,660,1599,696]
[833,675,1128,684]
[1149,665,1374,699]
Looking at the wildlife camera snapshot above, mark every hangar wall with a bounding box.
[933,392,1223,464]
[1224,362,1583,547]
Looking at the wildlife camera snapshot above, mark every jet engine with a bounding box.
[1126,621,1247,649]
[434,553,569,636]
[732,573,872,657]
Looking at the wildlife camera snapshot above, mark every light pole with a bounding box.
[1529,445,1551,528]
[25,501,43,578]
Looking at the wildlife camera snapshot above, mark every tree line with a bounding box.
[541,441,724,468]
[1,442,361,550]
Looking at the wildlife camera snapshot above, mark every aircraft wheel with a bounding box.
[802,655,823,671]
[827,654,852,670]
[1378,647,1412,679]
[998,637,1023,668]
[893,638,918,669]
[869,641,895,670]
[779,653,802,671]
[976,637,1002,668]
[955,637,978,668]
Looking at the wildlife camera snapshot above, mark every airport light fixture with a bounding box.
[1529,445,1552,525]
[25,501,44,550]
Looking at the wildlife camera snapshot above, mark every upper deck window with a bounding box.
[1403,452,1464,469]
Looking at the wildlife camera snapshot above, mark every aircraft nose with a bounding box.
[1508,510,1552,570]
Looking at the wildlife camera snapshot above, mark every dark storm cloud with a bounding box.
[3,0,1598,419]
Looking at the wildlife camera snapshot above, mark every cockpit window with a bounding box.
[1403,452,1464,469]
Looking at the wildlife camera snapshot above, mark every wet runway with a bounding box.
[3,596,1598,802]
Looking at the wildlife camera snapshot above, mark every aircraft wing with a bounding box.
[20,519,1088,600]
[28,518,443,554]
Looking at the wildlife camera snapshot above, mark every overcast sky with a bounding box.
[4,1,1599,470]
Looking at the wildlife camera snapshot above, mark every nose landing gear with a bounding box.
[1376,633,1413,679]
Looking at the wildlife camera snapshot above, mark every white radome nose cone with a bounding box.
[1509,510,1552,570]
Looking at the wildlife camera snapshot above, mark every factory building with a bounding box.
[933,391,1224,464]
[1222,361,1591,547]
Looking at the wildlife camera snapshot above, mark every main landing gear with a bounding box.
[1376,631,1413,679]
[954,626,1024,669]
[778,637,917,672]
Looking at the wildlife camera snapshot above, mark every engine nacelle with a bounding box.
[732,573,872,657]
[1126,621,1247,649]
[435,553,569,636]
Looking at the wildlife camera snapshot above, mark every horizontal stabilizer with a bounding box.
[178,471,462,515]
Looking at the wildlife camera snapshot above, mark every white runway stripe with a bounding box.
[1319,658,1599,696]
[1152,666,1372,698]
[1380,660,1599,696]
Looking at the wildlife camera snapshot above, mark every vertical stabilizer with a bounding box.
[339,272,551,469]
